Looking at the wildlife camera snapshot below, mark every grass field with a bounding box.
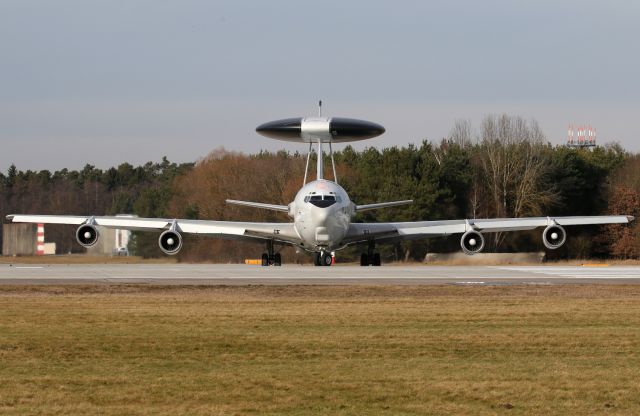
[1,284,639,415]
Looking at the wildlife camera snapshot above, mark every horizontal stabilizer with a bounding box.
[356,200,413,212]
[226,199,289,213]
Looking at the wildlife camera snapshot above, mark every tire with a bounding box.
[274,253,282,266]
[322,252,333,266]
[261,253,269,267]
[373,253,381,266]
[360,253,369,266]
[314,252,321,266]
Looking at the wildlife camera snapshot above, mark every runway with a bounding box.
[1,264,639,285]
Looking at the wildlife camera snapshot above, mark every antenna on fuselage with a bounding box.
[316,100,338,183]
[329,140,337,184]
[303,102,324,186]
[256,104,385,186]
[303,141,312,185]
[313,100,337,183]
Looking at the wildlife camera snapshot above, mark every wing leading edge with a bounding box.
[343,215,634,245]
[6,214,301,246]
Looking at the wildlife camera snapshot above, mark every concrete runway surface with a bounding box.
[0,264,639,285]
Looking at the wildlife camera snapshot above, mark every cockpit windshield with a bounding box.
[304,194,339,208]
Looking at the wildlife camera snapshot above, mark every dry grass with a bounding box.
[0,284,639,415]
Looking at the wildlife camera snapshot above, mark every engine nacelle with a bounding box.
[159,230,183,255]
[460,230,485,255]
[542,224,566,249]
[76,224,99,247]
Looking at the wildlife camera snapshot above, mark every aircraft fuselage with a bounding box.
[290,179,353,252]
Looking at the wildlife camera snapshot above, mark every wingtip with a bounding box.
[629,216,636,222]
[5,214,14,222]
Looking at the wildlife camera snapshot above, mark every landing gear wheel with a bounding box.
[361,240,380,266]
[322,252,333,266]
[314,252,322,266]
[262,240,282,266]
[373,253,381,266]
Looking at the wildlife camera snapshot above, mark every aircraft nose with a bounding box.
[311,205,337,228]
[313,207,330,223]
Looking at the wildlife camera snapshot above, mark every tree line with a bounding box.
[0,157,193,255]
[1,115,638,262]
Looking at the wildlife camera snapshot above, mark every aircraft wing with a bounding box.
[343,215,634,245]
[6,214,302,245]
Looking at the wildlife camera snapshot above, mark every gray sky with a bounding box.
[1,0,639,170]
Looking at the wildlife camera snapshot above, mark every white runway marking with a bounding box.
[496,266,640,279]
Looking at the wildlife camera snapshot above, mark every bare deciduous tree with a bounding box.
[449,119,474,148]
[473,114,557,248]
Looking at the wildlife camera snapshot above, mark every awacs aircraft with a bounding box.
[7,109,635,266]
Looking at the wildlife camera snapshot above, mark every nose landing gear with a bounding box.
[314,251,333,266]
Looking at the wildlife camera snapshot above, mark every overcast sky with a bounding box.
[1,0,639,170]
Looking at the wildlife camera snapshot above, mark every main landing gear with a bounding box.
[261,240,282,266]
[360,241,381,266]
[314,251,333,266]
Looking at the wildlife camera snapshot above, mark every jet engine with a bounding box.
[460,230,485,255]
[159,230,183,255]
[542,224,566,249]
[76,224,99,247]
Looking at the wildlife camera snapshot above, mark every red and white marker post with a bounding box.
[36,223,45,255]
